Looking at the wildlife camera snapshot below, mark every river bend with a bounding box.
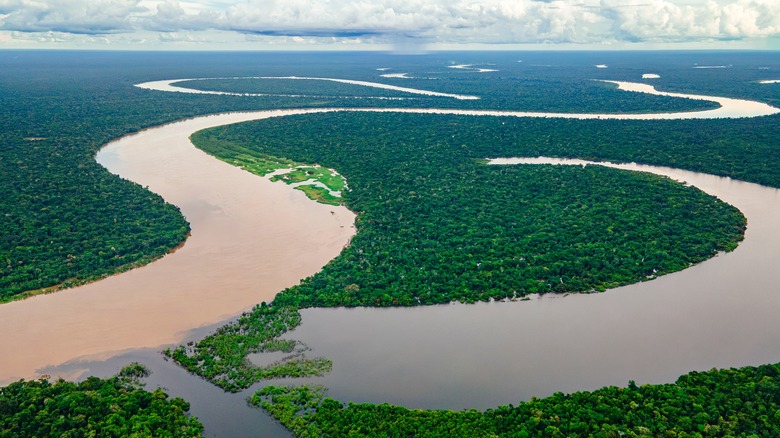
[1,80,778,405]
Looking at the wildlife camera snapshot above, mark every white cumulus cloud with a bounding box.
[0,0,145,33]
[0,0,778,46]
[601,0,780,41]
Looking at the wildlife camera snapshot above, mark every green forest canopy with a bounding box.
[0,364,203,437]
[170,111,746,392]
[194,112,746,306]
[2,51,779,301]
[4,51,780,436]
[254,362,780,437]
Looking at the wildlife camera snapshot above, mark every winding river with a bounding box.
[0,110,357,384]
[2,77,780,434]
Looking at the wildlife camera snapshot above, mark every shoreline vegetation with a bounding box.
[0,171,191,302]
[0,231,191,305]
[167,111,746,394]
[0,363,204,437]
[254,362,780,437]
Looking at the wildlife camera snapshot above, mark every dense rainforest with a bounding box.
[254,362,780,437]
[4,50,780,435]
[0,51,429,300]
[0,364,203,437]
[195,112,746,306]
[173,110,748,391]
[2,50,778,300]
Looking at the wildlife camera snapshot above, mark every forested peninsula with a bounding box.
[169,111,746,392]
[195,112,746,305]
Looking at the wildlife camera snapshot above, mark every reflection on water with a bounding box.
[285,159,780,410]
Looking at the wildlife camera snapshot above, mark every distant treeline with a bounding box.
[181,77,718,113]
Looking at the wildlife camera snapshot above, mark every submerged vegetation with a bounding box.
[0,364,203,437]
[254,362,780,437]
[165,304,331,392]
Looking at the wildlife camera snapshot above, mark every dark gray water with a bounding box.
[43,320,292,438]
[282,159,780,410]
[48,350,291,438]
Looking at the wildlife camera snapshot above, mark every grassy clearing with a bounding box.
[271,166,347,203]
[213,150,347,206]
[295,185,343,206]
[226,153,298,176]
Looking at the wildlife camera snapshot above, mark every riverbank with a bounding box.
[282,158,780,409]
[3,76,778,416]
[3,97,775,382]
[0,110,356,384]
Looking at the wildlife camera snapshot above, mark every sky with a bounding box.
[1,0,779,50]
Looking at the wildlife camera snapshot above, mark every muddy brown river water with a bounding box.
[0,110,356,384]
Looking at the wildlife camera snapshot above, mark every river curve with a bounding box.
[137,78,780,119]
[1,79,778,401]
[0,110,356,384]
[283,158,780,409]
